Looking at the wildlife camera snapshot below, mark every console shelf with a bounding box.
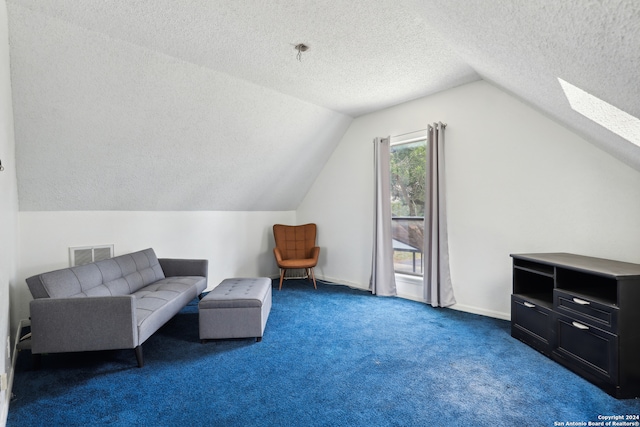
[510,252,640,398]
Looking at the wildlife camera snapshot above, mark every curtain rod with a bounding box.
[392,128,428,139]
[391,123,447,139]
[429,122,447,129]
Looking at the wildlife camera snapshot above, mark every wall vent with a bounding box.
[69,245,114,267]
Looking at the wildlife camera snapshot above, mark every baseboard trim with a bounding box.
[270,273,510,321]
[270,273,369,292]
[396,293,509,320]
[315,275,367,291]
[395,292,424,303]
[8,319,25,393]
[1,319,26,427]
[448,303,510,321]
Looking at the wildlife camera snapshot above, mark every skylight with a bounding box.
[558,77,640,147]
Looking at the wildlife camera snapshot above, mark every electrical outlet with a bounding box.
[0,373,7,392]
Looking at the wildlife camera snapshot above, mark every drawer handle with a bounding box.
[572,297,590,305]
[572,321,589,330]
[523,302,535,308]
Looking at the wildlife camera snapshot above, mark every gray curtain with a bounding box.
[370,137,397,296]
[423,123,456,307]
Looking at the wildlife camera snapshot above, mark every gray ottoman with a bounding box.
[199,277,272,342]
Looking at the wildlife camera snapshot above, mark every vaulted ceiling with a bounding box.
[7,0,640,211]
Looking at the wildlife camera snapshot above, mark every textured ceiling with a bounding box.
[415,0,640,172]
[8,0,479,117]
[6,0,640,211]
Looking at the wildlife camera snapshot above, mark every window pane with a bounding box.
[390,139,426,276]
[392,217,424,276]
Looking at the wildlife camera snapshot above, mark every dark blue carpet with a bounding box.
[8,280,640,426]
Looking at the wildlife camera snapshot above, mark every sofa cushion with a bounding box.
[112,248,165,294]
[133,276,206,343]
[27,268,84,299]
[26,248,166,299]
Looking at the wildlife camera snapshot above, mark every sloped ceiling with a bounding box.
[416,0,640,172]
[7,0,640,211]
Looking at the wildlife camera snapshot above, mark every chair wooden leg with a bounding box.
[279,269,286,290]
[310,268,317,289]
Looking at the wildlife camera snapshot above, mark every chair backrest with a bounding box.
[273,224,317,260]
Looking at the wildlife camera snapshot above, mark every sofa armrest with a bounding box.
[158,258,208,278]
[30,296,138,354]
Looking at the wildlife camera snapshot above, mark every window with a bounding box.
[558,77,640,147]
[390,137,426,276]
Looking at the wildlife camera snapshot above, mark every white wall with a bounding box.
[10,3,353,212]
[13,211,294,328]
[0,1,18,424]
[297,80,640,319]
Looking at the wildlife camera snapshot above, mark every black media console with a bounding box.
[510,252,640,398]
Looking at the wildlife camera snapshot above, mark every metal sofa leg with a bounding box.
[134,346,144,368]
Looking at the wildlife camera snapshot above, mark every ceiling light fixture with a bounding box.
[558,77,640,148]
[294,43,309,62]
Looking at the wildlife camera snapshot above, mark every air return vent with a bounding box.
[283,269,307,279]
[69,245,114,267]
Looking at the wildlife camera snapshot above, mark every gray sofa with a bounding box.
[26,248,208,367]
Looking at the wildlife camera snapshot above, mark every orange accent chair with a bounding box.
[273,223,320,290]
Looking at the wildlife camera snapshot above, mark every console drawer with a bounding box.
[511,295,553,356]
[554,289,618,333]
[553,313,618,385]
